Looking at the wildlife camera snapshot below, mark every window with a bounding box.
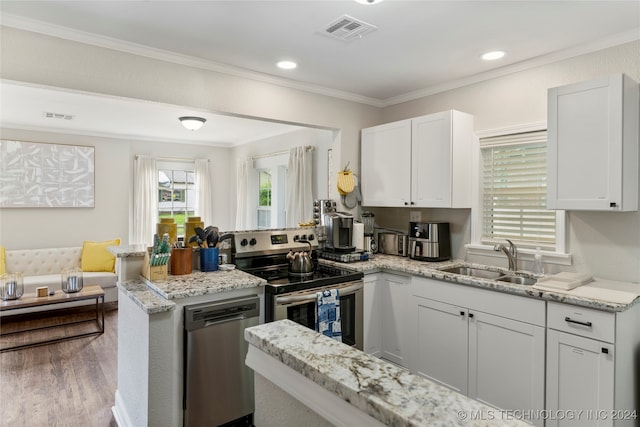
[253,154,287,229]
[158,166,195,237]
[257,169,272,229]
[479,130,562,252]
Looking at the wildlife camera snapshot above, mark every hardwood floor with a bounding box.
[0,304,118,427]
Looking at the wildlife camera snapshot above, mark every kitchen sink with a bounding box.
[496,275,537,286]
[440,266,503,280]
[440,266,537,285]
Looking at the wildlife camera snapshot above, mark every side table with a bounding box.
[0,284,105,352]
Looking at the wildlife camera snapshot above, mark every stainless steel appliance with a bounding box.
[233,229,364,350]
[324,212,355,253]
[408,221,451,261]
[378,232,408,257]
[183,295,260,427]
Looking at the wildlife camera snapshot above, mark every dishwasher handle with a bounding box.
[184,295,260,331]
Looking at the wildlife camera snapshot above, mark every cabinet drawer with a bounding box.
[547,302,615,343]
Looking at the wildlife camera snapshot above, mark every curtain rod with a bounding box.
[135,155,209,162]
[251,145,314,160]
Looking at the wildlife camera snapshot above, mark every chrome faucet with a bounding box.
[494,239,518,271]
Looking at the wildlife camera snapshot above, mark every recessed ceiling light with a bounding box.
[277,60,297,70]
[354,0,384,4]
[482,51,506,61]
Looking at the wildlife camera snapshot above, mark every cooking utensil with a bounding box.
[286,239,314,275]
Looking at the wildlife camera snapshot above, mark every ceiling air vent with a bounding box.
[321,15,377,42]
[44,112,74,120]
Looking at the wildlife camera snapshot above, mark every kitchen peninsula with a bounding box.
[245,319,529,426]
[108,246,266,427]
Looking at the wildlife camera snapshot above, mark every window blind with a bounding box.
[480,130,556,249]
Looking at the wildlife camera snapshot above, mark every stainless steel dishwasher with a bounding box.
[183,295,260,427]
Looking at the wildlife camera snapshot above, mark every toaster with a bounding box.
[377,232,408,257]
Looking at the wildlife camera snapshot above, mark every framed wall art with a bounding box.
[0,140,95,208]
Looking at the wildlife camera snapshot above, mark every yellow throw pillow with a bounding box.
[0,246,5,275]
[81,239,120,272]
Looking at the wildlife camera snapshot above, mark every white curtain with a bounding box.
[286,146,313,227]
[194,159,213,226]
[133,155,157,246]
[235,157,251,230]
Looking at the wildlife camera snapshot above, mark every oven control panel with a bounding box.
[234,229,318,256]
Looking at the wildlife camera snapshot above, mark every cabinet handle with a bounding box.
[459,310,465,316]
[610,202,617,208]
[564,316,592,327]
[404,202,409,206]
[468,313,474,319]
[601,347,609,354]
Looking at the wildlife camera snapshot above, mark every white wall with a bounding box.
[2,25,639,283]
[0,128,130,249]
[374,41,640,282]
[230,127,335,229]
[0,26,381,248]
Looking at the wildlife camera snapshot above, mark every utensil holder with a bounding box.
[171,248,193,275]
[61,268,84,293]
[1,273,24,300]
[200,247,219,272]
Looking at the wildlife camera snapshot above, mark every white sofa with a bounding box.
[3,247,117,315]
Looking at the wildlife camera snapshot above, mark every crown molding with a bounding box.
[2,13,638,110]
[0,123,231,147]
[382,28,640,107]
[1,14,386,108]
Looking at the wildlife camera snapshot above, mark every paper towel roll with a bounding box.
[353,222,364,251]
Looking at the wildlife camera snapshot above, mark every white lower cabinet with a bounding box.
[411,277,545,427]
[363,272,411,368]
[363,273,382,357]
[380,273,411,366]
[545,301,640,427]
[546,330,614,427]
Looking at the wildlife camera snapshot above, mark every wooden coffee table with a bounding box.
[0,284,105,352]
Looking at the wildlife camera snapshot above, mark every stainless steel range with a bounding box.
[232,229,364,350]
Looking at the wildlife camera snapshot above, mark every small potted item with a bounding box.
[189,226,220,272]
[61,267,84,293]
[1,272,24,300]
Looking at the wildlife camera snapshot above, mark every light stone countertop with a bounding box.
[109,245,148,258]
[117,280,175,314]
[117,270,265,313]
[245,319,529,427]
[320,254,639,312]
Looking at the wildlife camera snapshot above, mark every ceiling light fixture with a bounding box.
[482,51,506,61]
[179,116,206,131]
[277,60,298,70]
[354,0,384,4]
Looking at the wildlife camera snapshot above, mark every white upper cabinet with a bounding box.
[361,119,412,207]
[547,74,639,211]
[361,110,474,208]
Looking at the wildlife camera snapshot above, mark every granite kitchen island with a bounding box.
[245,320,529,427]
[109,247,266,427]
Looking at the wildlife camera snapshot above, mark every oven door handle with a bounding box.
[275,282,363,305]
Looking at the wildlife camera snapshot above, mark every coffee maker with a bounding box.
[324,212,355,252]
[408,222,451,261]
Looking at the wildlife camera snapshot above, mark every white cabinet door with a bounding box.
[547,74,639,211]
[411,110,474,208]
[361,119,412,207]
[363,273,382,357]
[361,110,473,208]
[546,330,615,427]
[468,311,545,427]
[411,112,452,207]
[380,273,411,367]
[414,296,468,394]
